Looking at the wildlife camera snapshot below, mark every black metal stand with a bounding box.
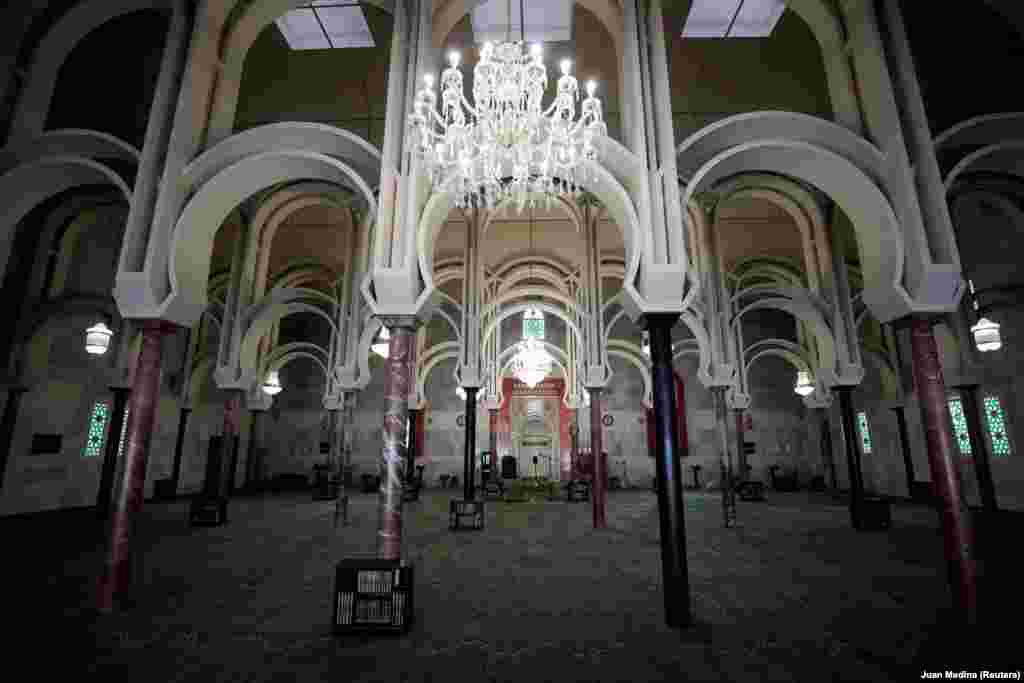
[449,499,485,531]
[332,559,414,634]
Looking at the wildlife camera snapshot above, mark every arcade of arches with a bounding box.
[1,0,1023,678]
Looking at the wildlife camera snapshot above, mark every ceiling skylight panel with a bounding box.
[471,0,571,44]
[276,8,330,50]
[681,0,742,38]
[317,4,375,48]
[729,0,786,37]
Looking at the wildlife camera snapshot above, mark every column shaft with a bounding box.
[590,388,606,529]
[734,409,746,479]
[835,386,866,529]
[97,388,132,519]
[220,392,243,497]
[0,387,27,493]
[713,388,736,528]
[169,406,191,497]
[463,388,478,501]
[647,315,691,628]
[245,411,263,488]
[820,410,837,490]
[909,318,978,625]
[377,325,414,560]
[407,408,420,488]
[892,406,916,498]
[96,320,175,611]
[488,408,498,471]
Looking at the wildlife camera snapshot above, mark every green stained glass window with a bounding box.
[947,398,972,456]
[83,402,110,457]
[983,396,1011,456]
[856,411,872,454]
[523,309,544,340]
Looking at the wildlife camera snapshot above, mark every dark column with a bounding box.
[488,408,498,471]
[463,387,478,501]
[956,385,998,513]
[589,387,606,529]
[713,388,736,528]
[891,405,916,498]
[244,410,263,488]
[0,386,27,493]
[646,315,691,628]
[168,406,191,497]
[97,387,132,519]
[734,409,746,480]
[377,322,415,560]
[407,408,420,487]
[819,409,838,491]
[910,318,978,625]
[834,386,866,529]
[220,392,243,497]
[96,320,177,611]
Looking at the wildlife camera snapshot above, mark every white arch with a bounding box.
[682,139,906,322]
[934,113,1024,152]
[417,158,641,314]
[606,341,653,408]
[732,297,838,387]
[167,150,375,326]
[943,141,1024,190]
[0,156,132,286]
[0,129,139,173]
[207,1,393,145]
[11,0,173,140]
[482,302,583,350]
[239,302,337,385]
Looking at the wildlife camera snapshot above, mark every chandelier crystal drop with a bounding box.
[408,40,607,211]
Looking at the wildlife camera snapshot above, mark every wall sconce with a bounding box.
[794,370,814,396]
[971,317,1002,352]
[85,321,113,355]
[641,331,650,356]
[262,370,283,395]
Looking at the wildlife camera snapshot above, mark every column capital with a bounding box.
[375,314,422,331]
[637,312,682,330]
[140,319,181,336]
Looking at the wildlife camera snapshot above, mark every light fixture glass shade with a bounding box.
[641,331,650,356]
[794,370,814,396]
[456,386,466,401]
[262,370,283,395]
[371,325,391,358]
[510,338,552,388]
[971,317,1001,351]
[85,322,113,355]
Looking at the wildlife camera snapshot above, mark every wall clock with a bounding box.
[456,415,465,427]
[602,414,614,426]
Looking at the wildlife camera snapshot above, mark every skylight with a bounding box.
[471,0,572,44]
[681,0,786,38]
[276,2,375,50]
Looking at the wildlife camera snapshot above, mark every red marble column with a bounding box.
[488,408,498,471]
[909,318,978,625]
[570,408,580,479]
[377,322,415,560]
[221,391,243,496]
[590,388,606,529]
[96,320,177,611]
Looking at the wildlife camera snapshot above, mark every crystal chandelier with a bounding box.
[511,338,552,388]
[407,0,607,211]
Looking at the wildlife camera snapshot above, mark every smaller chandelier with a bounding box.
[511,338,552,388]
[371,326,390,358]
[262,370,283,396]
[794,370,814,396]
[971,317,1001,352]
[85,322,113,355]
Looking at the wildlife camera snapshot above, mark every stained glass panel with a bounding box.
[83,402,110,457]
[856,411,872,454]
[947,398,972,456]
[523,310,544,340]
[983,396,1011,456]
